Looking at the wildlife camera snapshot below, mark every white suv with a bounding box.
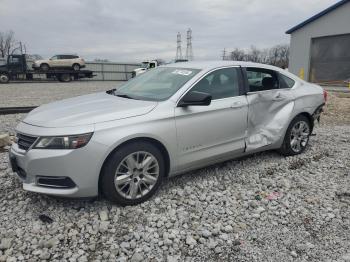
[33,55,86,71]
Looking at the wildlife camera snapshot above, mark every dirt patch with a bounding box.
[321,92,350,126]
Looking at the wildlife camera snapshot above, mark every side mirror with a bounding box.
[178,91,212,107]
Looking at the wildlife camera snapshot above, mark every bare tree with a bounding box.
[230,48,246,61]
[247,46,260,62]
[277,44,290,69]
[224,43,290,68]
[0,31,15,58]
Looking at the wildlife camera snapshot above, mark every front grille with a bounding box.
[17,133,38,151]
[36,176,76,189]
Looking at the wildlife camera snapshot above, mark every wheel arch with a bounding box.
[98,136,171,193]
[297,112,314,133]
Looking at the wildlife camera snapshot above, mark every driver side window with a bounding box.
[190,67,240,100]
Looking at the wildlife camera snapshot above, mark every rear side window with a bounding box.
[190,67,240,100]
[279,74,295,88]
[246,67,279,91]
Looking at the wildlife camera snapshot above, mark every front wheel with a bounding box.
[0,73,9,83]
[101,141,165,205]
[279,115,311,156]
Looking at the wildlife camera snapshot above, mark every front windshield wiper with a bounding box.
[115,93,138,100]
[106,89,138,100]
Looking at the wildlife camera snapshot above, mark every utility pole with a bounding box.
[175,32,182,60]
[222,48,227,60]
[186,28,193,61]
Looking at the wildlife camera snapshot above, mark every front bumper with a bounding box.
[9,137,108,198]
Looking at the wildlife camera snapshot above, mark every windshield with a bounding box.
[115,67,200,101]
[141,62,149,68]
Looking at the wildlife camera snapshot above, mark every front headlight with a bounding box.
[34,133,93,149]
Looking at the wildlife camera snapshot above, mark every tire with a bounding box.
[40,63,49,71]
[101,141,165,205]
[0,73,9,83]
[58,73,71,82]
[279,115,311,156]
[72,63,80,71]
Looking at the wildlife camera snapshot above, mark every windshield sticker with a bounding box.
[172,69,193,76]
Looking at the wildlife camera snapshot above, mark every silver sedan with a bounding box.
[9,61,326,205]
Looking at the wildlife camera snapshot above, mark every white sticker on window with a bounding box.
[172,69,192,76]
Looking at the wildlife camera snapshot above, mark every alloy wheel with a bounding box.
[114,151,160,200]
[290,120,310,153]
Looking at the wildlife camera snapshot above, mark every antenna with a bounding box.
[175,32,182,60]
[186,28,193,61]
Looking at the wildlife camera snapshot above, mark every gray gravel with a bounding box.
[0,112,350,261]
[0,81,122,107]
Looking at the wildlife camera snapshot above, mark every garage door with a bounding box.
[310,33,350,84]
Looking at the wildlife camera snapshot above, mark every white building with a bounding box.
[286,0,350,84]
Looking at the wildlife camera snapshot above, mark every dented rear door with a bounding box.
[244,68,295,151]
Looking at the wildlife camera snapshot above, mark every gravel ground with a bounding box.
[0,81,122,107]
[0,93,349,261]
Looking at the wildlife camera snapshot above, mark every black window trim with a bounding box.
[176,66,247,105]
[278,72,296,89]
[243,67,295,92]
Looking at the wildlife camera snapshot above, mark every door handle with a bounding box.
[231,101,244,108]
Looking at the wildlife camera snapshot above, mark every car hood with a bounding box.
[134,68,147,72]
[33,59,48,64]
[22,92,158,128]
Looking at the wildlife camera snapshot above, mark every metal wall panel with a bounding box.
[85,62,140,81]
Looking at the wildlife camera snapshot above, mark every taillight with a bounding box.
[323,90,328,102]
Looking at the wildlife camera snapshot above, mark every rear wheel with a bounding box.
[40,63,49,71]
[58,73,71,82]
[72,63,80,71]
[279,115,311,156]
[0,73,9,83]
[101,141,165,205]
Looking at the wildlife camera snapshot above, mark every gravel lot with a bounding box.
[0,87,350,261]
[0,81,122,107]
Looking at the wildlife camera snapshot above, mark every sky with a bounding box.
[0,0,338,62]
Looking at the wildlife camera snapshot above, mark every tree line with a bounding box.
[222,44,290,69]
[0,31,15,58]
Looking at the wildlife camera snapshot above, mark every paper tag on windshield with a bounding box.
[172,69,192,76]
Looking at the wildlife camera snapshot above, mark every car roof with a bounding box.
[54,54,79,56]
[163,60,302,82]
[163,60,280,71]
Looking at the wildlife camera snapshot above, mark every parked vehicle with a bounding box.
[32,54,86,71]
[131,59,164,78]
[9,61,326,205]
[0,54,94,83]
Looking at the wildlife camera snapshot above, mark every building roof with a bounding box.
[286,0,350,34]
